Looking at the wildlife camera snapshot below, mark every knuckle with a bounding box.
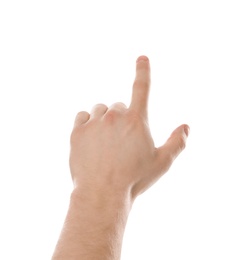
[134,78,150,89]
[178,135,186,150]
[76,110,87,117]
[109,102,127,111]
[113,102,126,108]
[90,103,107,113]
[93,103,108,109]
[75,111,89,121]
[103,110,119,123]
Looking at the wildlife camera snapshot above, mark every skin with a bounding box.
[51,55,190,260]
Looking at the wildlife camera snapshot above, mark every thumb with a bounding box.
[156,124,190,172]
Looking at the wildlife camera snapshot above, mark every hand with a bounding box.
[69,56,189,201]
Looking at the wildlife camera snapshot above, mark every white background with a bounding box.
[0,1,235,259]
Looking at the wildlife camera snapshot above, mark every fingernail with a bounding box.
[136,55,149,63]
[183,125,190,137]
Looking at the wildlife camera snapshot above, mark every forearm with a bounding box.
[52,186,133,260]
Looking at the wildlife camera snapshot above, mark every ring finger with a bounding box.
[90,103,108,119]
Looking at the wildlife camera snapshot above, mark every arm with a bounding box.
[52,55,190,259]
[52,187,131,260]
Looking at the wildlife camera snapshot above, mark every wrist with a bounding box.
[71,185,134,212]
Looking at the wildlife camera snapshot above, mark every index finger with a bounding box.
[129,55,151,119]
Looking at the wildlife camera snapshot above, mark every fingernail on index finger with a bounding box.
[136,55,149,63]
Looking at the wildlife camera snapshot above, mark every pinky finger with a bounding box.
[74,111,90,127]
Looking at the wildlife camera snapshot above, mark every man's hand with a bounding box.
[69,55,189,201]
[52,56,190,260]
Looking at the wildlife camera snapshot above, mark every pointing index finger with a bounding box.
[129,55,151,119]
